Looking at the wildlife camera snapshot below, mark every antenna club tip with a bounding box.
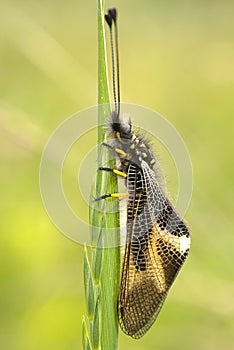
[105,8,117,27]
[108,8,117,22]
[105,14,112,28]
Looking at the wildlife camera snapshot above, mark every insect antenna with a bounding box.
[105,8,121,118]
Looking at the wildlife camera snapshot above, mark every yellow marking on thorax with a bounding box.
[116,132,128,144]
[115,148,127,157]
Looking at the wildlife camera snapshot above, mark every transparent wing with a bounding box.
[118,162,190,338]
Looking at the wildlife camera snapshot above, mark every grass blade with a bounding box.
[83,1,120,349]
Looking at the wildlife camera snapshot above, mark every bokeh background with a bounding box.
[1,0,234,349]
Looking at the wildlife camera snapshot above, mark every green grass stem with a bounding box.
[82,1,120,349]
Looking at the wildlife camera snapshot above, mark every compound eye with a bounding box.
[121,123,131,134]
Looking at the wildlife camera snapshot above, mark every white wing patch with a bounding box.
[179,235,191,253]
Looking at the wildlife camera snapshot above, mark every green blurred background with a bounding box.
[1,0,234,349]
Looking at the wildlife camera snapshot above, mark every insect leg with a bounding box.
[102,141,114,149]
[95,169,127,201]
[99,167,127,179]
[97,145,128,201]
[95,192,127,201]
[102,142,128,159]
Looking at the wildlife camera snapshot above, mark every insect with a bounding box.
[97,8,190,339]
